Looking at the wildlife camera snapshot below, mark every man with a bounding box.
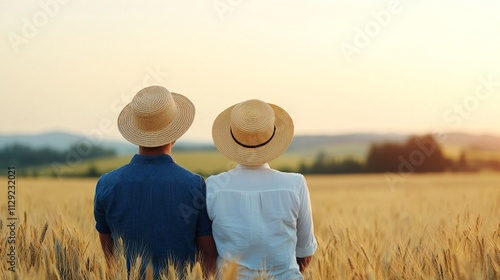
[206,99,317,279]
[94,86,217,278]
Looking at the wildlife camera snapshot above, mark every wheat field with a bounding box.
[1,173,499,279]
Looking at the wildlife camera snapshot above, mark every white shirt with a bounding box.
[206,164,318,280]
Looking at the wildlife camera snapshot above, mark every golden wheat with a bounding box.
[1,174,499,279]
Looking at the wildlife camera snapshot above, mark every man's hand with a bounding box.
[197,235,218,277]
[99,233,115,267]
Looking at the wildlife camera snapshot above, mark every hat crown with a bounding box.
[230,99,275,147]
[130,86,177,132]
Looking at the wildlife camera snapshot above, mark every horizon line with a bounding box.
[0,129,499,143]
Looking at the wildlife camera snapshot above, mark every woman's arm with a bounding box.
[297,256,313,272]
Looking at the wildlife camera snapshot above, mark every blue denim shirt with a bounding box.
[94,154,212,276]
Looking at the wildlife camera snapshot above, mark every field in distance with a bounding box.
[1,173,499,279]
[26,138,500,178]
[33,150,319,178]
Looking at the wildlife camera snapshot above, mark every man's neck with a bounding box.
[138,143,173,156]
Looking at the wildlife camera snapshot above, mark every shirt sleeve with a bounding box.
[94,178,111,234]
[196,179,213,236]
[296,175,318,258]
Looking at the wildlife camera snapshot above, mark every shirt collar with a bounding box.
[130,154,175,164]
[236,163,271,170]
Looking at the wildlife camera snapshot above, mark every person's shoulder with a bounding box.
[205,170,232,193]
[95,163,131,187]
[206,170,229,182]
[274,169,306,181]
[206,168,238,183]
[170,163,205,187]
[94,167,122,198]
[96,168,116,185]
[270,170,308,194]
[174,163,204,178]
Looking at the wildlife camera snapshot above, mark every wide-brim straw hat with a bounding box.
[118,85,195,147]
[212,99,294,165]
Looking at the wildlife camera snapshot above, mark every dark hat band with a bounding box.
[230,126,276,149]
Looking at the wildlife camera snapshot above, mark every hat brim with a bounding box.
[118,93,195,147]
[212,103,294,165]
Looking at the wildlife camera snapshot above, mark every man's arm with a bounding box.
[99,233,114,267]
[196,235,218,277]
[296,256,313,273]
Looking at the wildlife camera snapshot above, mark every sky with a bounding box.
[1,0,500,142]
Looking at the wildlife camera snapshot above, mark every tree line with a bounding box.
[299,135,500,174]
[0,143,116,171]
[3,135,498,177]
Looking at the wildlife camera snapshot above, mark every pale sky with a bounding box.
[1,0,499,142]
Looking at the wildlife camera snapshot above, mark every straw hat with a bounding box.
[212,99,294,165]
[118,85,195,147]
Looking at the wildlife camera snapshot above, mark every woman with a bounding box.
[206,99,317,279]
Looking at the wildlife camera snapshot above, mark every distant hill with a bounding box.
[0,131,214,155]
[0,131,499,158]
[439,133,500,151]
[288,133,408,151]
[0,131,85,149]
[288,133,500,158]
[290,132,500,150]
[286,133,409,160]
[2,131,499,177]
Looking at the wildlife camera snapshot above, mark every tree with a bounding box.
[457,151,468,171]
[365,135,448,173]
[86,165,100,177]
